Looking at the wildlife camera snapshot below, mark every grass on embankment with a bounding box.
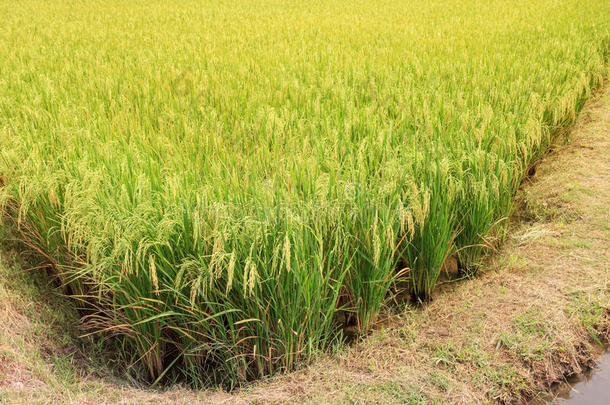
[1,85,609,404]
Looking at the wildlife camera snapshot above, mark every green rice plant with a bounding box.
[453,148,511,275]
[341,188,402,331]
[399,152,458,301]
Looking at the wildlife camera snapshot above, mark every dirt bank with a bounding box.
[1,85,609,404]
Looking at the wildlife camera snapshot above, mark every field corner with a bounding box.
[0,84,609,404]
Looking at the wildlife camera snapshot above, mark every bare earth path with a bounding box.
[1,86,609,404]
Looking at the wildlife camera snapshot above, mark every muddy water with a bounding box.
[549,350,610,404]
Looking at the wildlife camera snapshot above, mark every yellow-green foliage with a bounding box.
[0,0,608,387]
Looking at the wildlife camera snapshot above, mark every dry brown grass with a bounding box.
[0,85,609,404]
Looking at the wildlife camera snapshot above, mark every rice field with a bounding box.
[0,0,608,387]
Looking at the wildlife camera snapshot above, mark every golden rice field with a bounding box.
[0,0,608,387]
